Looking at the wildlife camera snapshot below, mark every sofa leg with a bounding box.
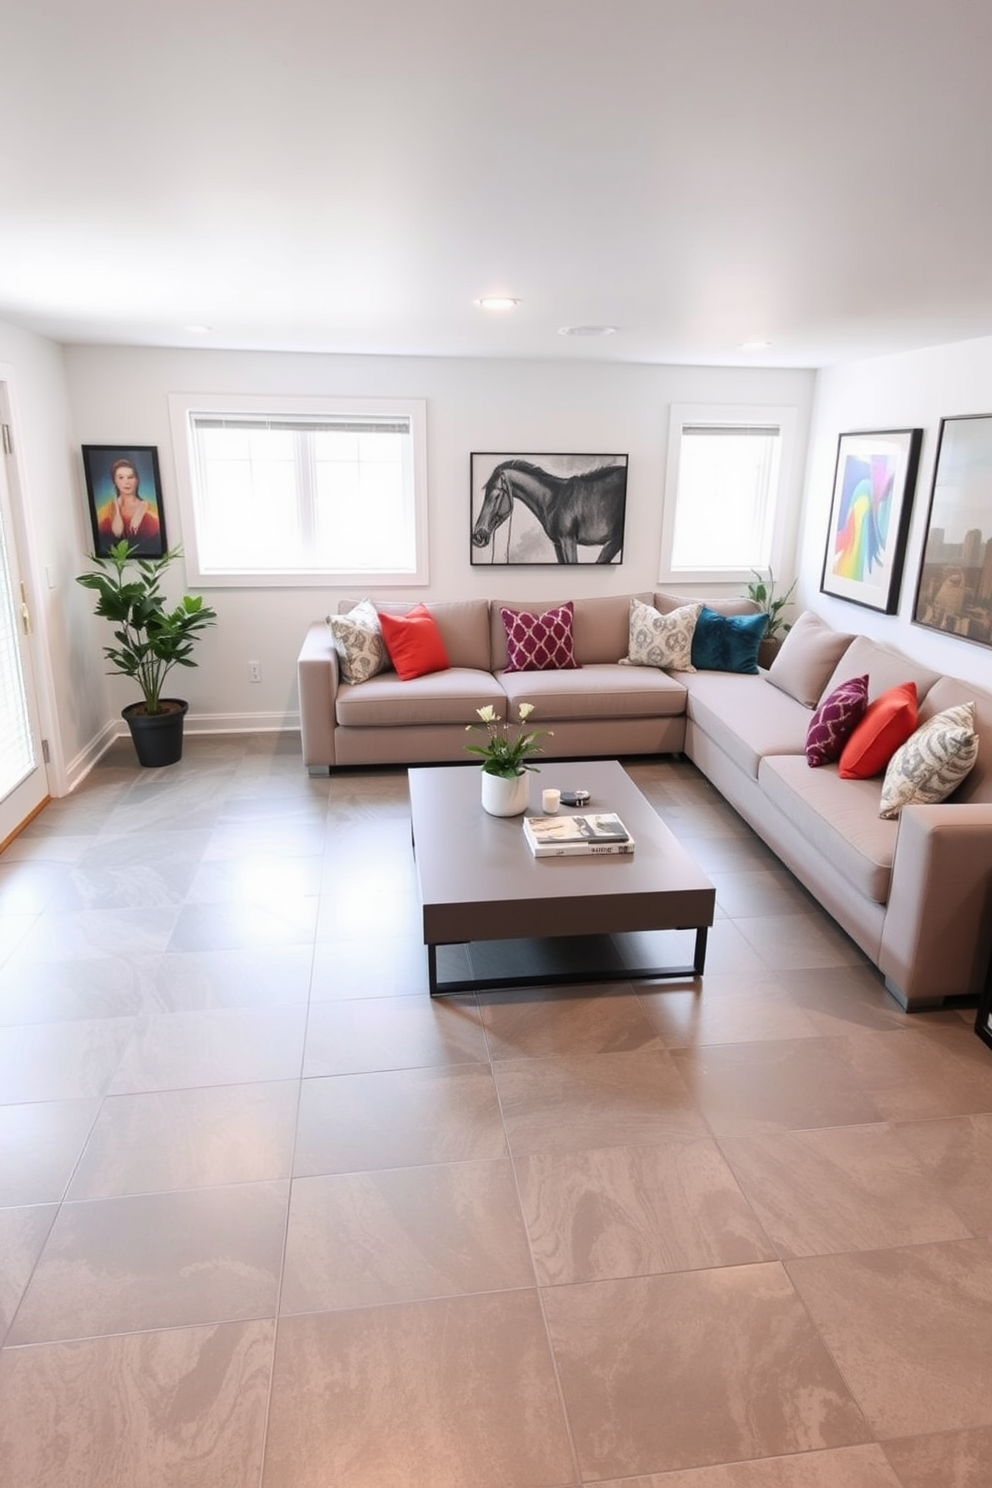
[307,765,331,777]
[883,975,947,1013]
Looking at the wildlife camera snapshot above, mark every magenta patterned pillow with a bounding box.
[805,674,869,767]
[500,602,580,672]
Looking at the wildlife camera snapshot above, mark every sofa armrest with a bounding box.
[879,803,992,1008]
[298,622,340,769]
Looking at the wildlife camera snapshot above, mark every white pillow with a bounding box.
[879,702,978,819]
[326,599,387,685]
[619,598,702,673]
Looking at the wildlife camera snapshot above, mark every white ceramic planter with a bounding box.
[481,770,530,817]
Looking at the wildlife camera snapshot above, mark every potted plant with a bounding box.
[465,702,551,816]
[745,568,797,667]
[76,540,217,767]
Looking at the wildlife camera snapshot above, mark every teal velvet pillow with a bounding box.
[691,607,768,673]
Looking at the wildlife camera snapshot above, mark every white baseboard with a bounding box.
[61,711,302,794]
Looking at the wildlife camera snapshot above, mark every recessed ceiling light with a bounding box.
[739,338,770,350]
[475,296,520,311]
[558,324,617,338]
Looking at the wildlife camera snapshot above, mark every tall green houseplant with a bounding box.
[76,541,217,764]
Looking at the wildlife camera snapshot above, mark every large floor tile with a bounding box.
[0,1320,274,1488]
[280,1159,533,1313]
[882,1426,992,1487]
[495,1049,710,1156]
[735,912,868,971]
[542,1265,870,1479]
[515,1138,773,1284]
[262,1291,576,1488]
[894,1113,992,1236]
[672,1037,881,1135]
[639,971,821,1047]
[720,1123,972,1258]
[0,1018,135,1104]
[7,1181,289,1344]
[67,1081,300,1198]
[479,986,663,1060]
[588,1444,905,1485]
[303,992,488,1075]
[0,1098,100,1204]
[294,1064,507,1175]
[9,907,179,961]
[108,1005,307,1093]
[310,934,429,999]
[787,1238,992,1439]
[166,898,318,953]
[835,1027,992,1120]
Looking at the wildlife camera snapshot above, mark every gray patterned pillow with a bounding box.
[619,598,702,673]
[326,599,388,684]
[878,702,978,819]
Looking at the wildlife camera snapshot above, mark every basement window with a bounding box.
[658,404,796,584]
[168,394,428,587]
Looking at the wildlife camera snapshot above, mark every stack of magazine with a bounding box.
[523,812,635,858]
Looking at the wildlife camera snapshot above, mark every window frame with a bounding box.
[168,392,429,588]
[658,402,797,585]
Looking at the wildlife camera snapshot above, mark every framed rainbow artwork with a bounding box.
[820,428,922,614]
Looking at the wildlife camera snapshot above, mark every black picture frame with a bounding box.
[819,428,921,614]
[82,444,167,558]
[913,413,992,649]
[470,452,628,565]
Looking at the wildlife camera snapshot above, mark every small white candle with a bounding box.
[542,788,561,814]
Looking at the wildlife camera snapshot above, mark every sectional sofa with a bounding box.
[298,593,992,1011]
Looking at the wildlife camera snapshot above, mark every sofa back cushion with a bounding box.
[654,591,759,618]
[820,634,941,707]
[766,610,854,707]
[920,676,992,803]
[339,598,491,671]
[489,593,651,669]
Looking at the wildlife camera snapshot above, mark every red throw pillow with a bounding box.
[377,604,450,681]
[838,681,918,779]
[500,602,579,672]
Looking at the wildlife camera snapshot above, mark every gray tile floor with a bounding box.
[1,734,992,1486]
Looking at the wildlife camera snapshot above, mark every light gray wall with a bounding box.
[798,333,992,693]
[62,345,815,740]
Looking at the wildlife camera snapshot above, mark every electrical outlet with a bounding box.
[248,660,262,683]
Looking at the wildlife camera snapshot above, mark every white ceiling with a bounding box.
[4,0,992,369]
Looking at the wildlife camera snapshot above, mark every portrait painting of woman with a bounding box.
[82,445,167,558]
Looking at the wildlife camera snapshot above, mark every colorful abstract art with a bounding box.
[820,430,921,614]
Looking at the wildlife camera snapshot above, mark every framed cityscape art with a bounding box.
[913,412,992,650]
[819,428,922,614]
[470,452,628,565]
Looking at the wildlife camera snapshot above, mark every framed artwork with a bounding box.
[819,428,921,613]
[470,452,628,565]
[82,444,167,558]
[913,413,992,649]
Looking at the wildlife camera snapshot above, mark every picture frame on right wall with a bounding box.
[820,428,922,614]
[913,412,992,650]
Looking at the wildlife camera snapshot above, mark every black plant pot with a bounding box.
[122,699,189,768]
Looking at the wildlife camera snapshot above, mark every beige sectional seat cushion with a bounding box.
[682,672,811,779]
[758,754,897,904]
[334,669,505,728]
[499,662,687,721]
[819,634,941,708]
[766,610,854,707]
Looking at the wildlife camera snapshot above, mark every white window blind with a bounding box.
[0,509,35,801]
[169,395,428,588]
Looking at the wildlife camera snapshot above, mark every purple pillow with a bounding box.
[805,674,869,767]
[500,602,580,672]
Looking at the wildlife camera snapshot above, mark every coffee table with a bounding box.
[409,759,716,996]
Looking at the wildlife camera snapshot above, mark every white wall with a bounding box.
[799,335,992,693]
[0,319,111,787]
[63,346,814,733]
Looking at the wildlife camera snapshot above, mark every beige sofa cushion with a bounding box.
[654,592,758,617]
[759,754,897,904]
[820,634,941,707]
[919,677,992,803]
[681,672,811,779]
[335,668,505,728]
[766,610,854,707]
[500,662,687,721]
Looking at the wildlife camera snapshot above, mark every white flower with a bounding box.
[517,703,534,721]
[476,704,498,723]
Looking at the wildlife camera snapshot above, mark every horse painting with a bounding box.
[470,456,628,565]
